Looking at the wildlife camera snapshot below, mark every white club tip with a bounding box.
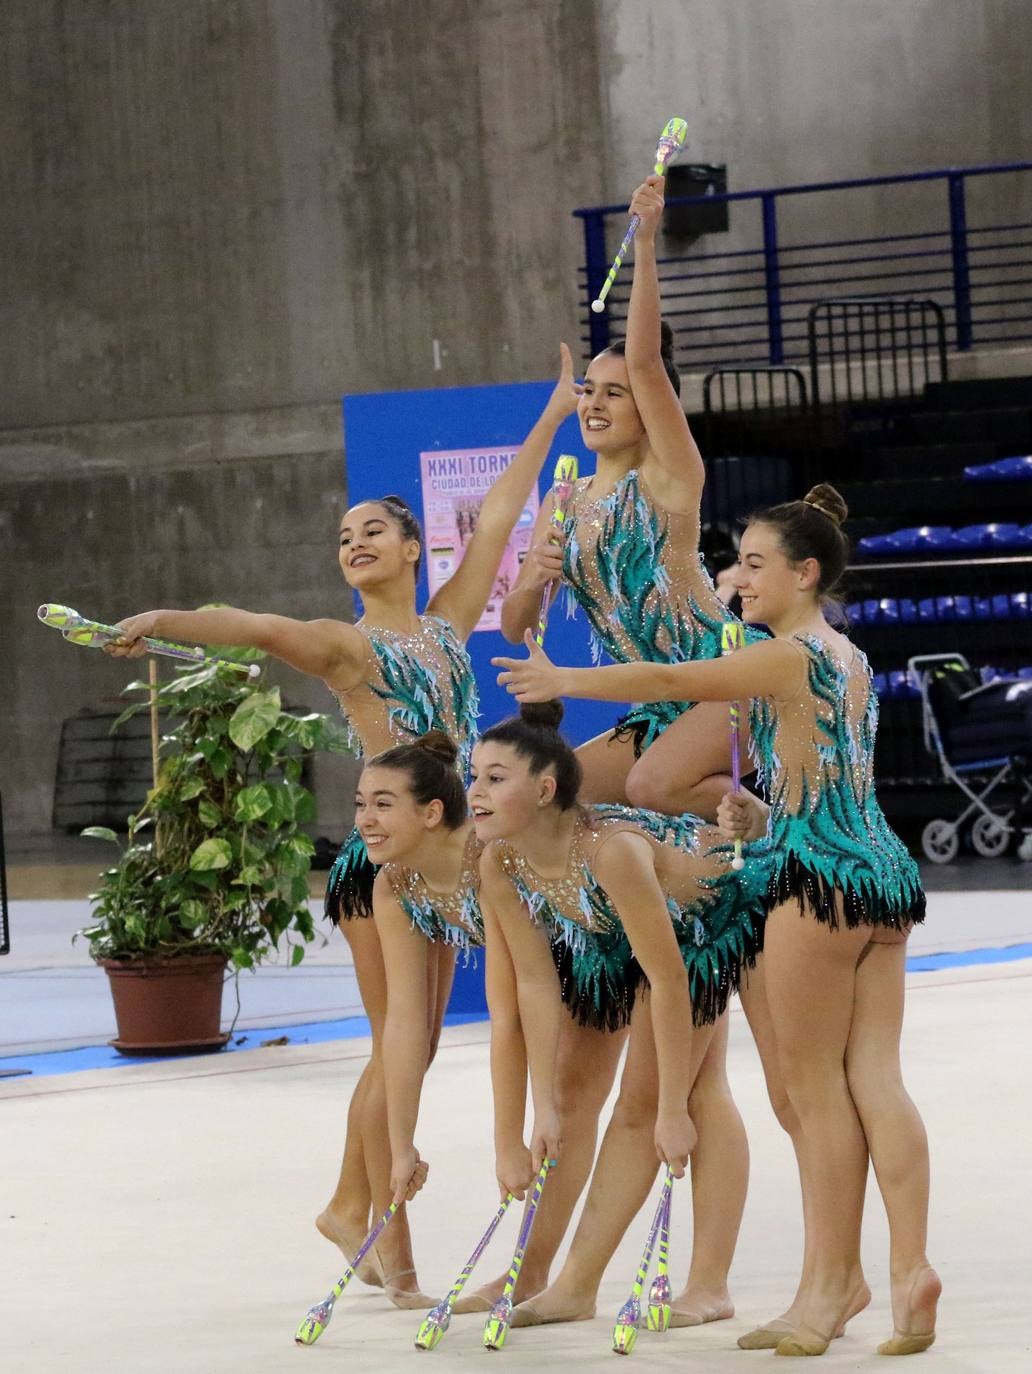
[731,857,746,871]
[247,663,262,678]
[590,299,605,313]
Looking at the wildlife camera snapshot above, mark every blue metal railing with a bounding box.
[575,161,1032,371]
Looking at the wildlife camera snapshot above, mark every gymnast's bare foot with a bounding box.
[878,1264,939,1356]
[510,1281,596,1327]
[668,1282,735,1328]
[738,1281,869,1350]
[383,1268,440,1311]
[773,1278,872,1356]
[315,1207,383,1288]
[451,1269,544,1314]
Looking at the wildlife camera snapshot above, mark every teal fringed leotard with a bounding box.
[749,634,925,929]
[381,826,484,957]
[325,616,479,921]
[495,803,770,1031]
[561,469,763,754]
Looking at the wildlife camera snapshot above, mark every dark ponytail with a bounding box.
[600,319,681,397]
[750,482,850,602]
[364,730,466,827]
[480,701,582,811]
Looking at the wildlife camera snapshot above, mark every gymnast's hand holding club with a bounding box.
[390,1147,430,1208]
[103,610,182,660]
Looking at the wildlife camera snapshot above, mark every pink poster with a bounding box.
[419,446,540,633]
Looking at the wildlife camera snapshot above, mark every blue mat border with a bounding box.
[3,944,1030,1080]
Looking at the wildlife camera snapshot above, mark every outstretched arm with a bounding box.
[106,605,366,688]
[595,832,697,1176]
[373,873,433,1204]
[429,344,581,641]
[625,176,704,490]
[494,628,806,705]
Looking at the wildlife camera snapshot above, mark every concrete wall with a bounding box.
[3,0,1032,834]
[0,414,357,835]
[0,0,609,429]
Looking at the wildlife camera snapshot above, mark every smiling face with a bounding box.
[734,521,820,626]
[577,351,646,453]
[354,763,442,863]
[468,741,556,843]
[338,502,421,590]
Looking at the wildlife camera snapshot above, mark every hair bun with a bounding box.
[519,700,565,731]
[803,483,848,527]
[413,729,459,764]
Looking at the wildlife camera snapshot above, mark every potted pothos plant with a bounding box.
[80,650,351,1054]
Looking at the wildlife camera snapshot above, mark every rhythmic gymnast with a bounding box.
[103,351,577,1306]
[500,174,762,820]
[474,170,760,1316]
[351,733,487,1215]
[459,701,769,1329]
[496,483,940,1357]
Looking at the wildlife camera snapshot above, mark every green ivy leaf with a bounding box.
[233,864,267,887]
[179,778,205,801]
[180,899,208,929]
[197,799,222,829]
[81,826,120,845]
[207,745,233,779]
[235,783,273,822]
[188,868,219,891]
[228,688,282,751]
[290,944,305,967]
[189,838,233,871]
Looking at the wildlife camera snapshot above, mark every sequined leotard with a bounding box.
[749,635,925,929]
[381,825,484,956]
[495,803,770,1030]
[561,469,763,753]
[326,616,479,920]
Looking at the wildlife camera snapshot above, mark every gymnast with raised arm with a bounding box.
[103,347,578,1307]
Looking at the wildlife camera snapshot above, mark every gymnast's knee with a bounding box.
[625,758,684,813]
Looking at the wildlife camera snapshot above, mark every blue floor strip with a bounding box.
[0,1009,489,1080]
[3,943,1031,1081]
[904,941,1032,972]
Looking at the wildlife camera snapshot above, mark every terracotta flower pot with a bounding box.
[99,954,230,1056]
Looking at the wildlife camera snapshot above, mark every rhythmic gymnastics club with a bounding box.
[591,116,688,314]
[294,1200,399,1345]
[720,621,747,871]
[612,1168,675,1355]
[482,1159,554,1351]
[535,454,579,647]
[37,604,261,678]
[645,1183,673,1333]
[414,1192,516,1351]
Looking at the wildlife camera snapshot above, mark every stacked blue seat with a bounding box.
[857,522,1032,556]
[847,593,1030,625]
[964,454,1032,482]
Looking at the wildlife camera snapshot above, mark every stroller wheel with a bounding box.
[921,819,959,864]
[971,813,1011,858]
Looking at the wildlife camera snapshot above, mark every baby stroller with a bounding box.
[908,654,1032,863]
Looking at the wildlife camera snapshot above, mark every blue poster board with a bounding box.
[342,380,631,1014]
